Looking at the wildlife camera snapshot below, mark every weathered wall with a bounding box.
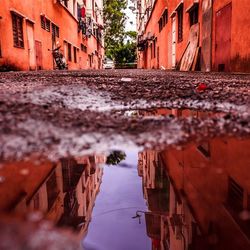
[0,0,99,71]
[137,0,250,72]
[212,0,250,72]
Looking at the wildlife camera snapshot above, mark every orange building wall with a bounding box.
[138,0,250,72]
[139,0,203,69]
[0,0,100,71]
[212,0,250,72]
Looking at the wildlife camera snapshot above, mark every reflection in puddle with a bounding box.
[120,108,225,119]
[0,106,249,249]
[138,137,250,250]
[83,150,150,250]
[0,137,249,250]
[0,154,105,238]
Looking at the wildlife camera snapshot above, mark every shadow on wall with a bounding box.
[0,60,21,72]
[231,54,250,73]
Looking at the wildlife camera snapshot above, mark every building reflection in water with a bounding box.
[138,137,250,250]
[0,154,106,237]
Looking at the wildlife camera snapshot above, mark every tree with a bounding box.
[113,30,137,66]
[103,0,127,59]
[106,151,126,166]
[113,41,137,65]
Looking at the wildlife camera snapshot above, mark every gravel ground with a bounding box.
[0,69,250,248]
[0,69,249,162]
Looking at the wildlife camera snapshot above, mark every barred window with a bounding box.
[177,5,183,42]
[41,16,45,29]
[41,16,50,32]
[52,23,59,38]
[45,19,50,32]
[12,13,24,48]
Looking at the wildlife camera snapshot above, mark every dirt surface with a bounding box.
[0,69,249,162]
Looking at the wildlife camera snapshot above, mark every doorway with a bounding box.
[26,21,36,70]
[35,41,43,70]
[215,3,232,72]
[171,16,177,69]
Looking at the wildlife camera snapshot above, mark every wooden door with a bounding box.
[171,16,176,69]
[35,40,43,70]
[215,3,232,72]
[26,21,36,70]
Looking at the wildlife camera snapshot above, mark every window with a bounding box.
[88,54,92,67]
[162,9,168,26]
[11,13,24,48]
[46,171,59,210]
[177,4,183,42]
[63,0,68,7]
[227,177,244,212]
[153,39,156,58]
[81,43,87,53]
[189,5,199,26]
[41,16,50,32]
[159,9,168,33]
[41,16,45,29]
[68,43,72,61]
[73,47,77,63]
[45,19,50,32]
[52,23,59,38]
[158,18,163,32]
[197,142,210,158]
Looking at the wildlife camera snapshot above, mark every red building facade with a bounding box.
[136,0,250,72]
[0,0,104,71]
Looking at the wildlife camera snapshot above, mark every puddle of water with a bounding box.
[0,136,249,250]
[0,106,249,250]
[83,150,150,250]
[119,107,225,119]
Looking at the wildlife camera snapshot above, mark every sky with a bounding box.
[125,0,136,31]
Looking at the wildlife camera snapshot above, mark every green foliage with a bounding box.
[113,42,137,65]
[125,31,137,41]
[106,151,126,166]
[103,0,127,59]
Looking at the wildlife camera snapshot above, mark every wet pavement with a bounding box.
[0,70,249,162]
[0,70,250,249]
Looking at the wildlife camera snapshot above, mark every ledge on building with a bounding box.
[186,0,199,13]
